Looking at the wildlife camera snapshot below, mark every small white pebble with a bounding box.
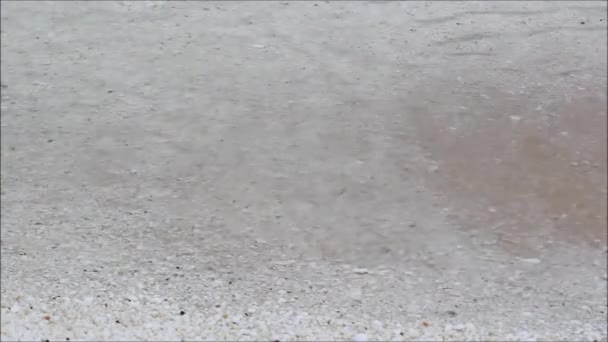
[509,115,522,122]
[353,333,368,342]
[407,327,420,337]
[520,258,541,264]
[455,323,467,331]
[353,268,369,275]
